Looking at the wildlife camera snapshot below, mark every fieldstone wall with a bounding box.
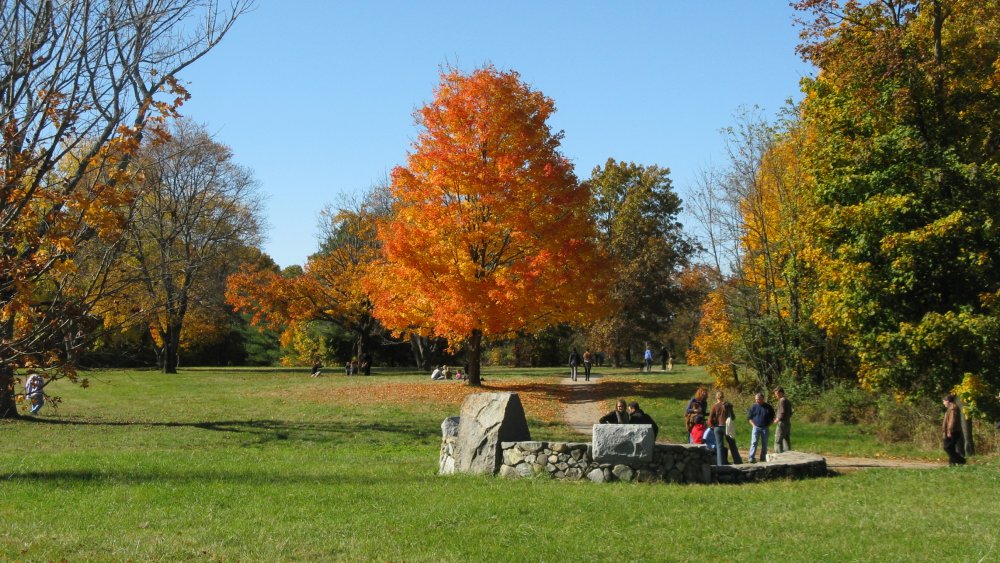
[497,440,714,483]
[712,451,828,483]
[438,392,829,485]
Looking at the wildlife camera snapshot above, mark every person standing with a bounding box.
[582,349,593,381]
[627,401,659,439]
[568,348,580,382]
[723,401,743,464]
[660,346,669,371]
[361,352,372,376]
[25,372,45,415]
[773,387,793,453]
[643,344,653,373]
[747,392,775,463]
[708,391,730,465]
[685,387,709,443]
[942,394,967,466]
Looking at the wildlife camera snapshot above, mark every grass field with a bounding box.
[2,365,998,561]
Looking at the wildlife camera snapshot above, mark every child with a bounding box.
[690,415,708,444]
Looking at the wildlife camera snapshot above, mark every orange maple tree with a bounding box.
[365,66,608,386]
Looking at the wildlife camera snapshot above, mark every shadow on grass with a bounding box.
[23,416,438,447]
[5,466,441,486]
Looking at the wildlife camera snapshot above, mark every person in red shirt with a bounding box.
[690,415,708,444]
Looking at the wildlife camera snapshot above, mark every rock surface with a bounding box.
[591,424,654,464]
[454,392,531,475]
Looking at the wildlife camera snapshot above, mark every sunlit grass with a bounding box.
[1,366,996,560]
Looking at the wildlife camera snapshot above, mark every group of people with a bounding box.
[568,348,594,382]
[430,365,465,380]
[677,386,791,465]
[598,399,659,438]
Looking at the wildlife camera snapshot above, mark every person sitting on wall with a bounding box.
[310,360,323,378]
[627,401,659,439]
[599,399,630,424]
[690,415,708,445]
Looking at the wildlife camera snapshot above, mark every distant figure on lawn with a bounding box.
[25,372,45,415]
[747,392,775,463]
[773,386,793,453]
[310,360,323,378]
[643,344,653,373]
[431,366,446,380]
[582,349,593,381]
[361,352,372,376]
[627,401,659,439]
[660,346,669,371]
[599,399,630,424]
[568,348,580,382]
[667,355,673,372]
[685,387,709,442]
[942,394,967,466]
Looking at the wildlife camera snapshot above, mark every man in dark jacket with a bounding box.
[747,392,775,463]
[627,402,659,439]
[942,394,967,465]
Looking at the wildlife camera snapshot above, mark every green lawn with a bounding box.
[1,366,997,561]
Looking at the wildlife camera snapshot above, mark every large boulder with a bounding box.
[591,424,655,464]
[455,392,531,474]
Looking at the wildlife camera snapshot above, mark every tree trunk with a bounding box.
[162,321,182,374]
[960,411,975,457]
[0,312,19,418]
[466,329,483,387]
[0,363,19,419]
[409,333,428,371]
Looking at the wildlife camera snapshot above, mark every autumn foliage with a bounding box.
[365,66,608,385]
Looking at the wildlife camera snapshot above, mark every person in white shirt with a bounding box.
[25,373,45,415]
[430,366,445,380]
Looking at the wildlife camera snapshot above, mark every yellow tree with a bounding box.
[365,66,608,386]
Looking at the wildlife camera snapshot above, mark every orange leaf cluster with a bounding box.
[365,66,608,346]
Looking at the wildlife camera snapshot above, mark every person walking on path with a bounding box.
[582,349,593,381]
[599,399,630,424]
[942,394,967,466]
[709,391,730,465]
[627,402,659,439]
[568,348,580,382]
[643,345,653,373]
[25,372,45,415]
[746,393,774,463]
[773,387,793,453]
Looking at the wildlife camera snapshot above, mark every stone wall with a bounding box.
[437,392,828,485]
[496,440,715,484]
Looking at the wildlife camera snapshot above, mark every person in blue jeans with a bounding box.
[747,392,775,463]
[643,345,653,373]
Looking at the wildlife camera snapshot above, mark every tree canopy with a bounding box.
[365,65,608,385]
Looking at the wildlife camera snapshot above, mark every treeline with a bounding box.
[687,0,1000,425]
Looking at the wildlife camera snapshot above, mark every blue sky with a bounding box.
[178,1,815,269]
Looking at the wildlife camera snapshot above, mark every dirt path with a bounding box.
[559,374,606,435]
[560,377,948,470]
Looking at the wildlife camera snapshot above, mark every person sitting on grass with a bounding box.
[627,401,659,439]
[430,366,446,380]
[310,360,323,378]
[598,399,630,424]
